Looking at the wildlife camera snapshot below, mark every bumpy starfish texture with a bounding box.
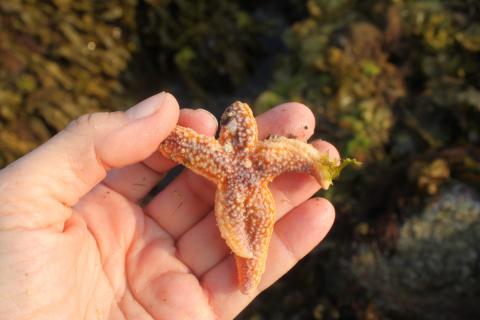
[159,102,353,294]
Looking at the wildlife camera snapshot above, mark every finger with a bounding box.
[102,108,218,202]
[144,102,316,238]
[257,102,315,140]
[202,197,335,320]
[0,92,179,230]
[176,139,338,276]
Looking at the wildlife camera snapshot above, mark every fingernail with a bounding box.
[126,92,167,120]
[195,108,218,127]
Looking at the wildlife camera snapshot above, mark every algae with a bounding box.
[1,1,479,319]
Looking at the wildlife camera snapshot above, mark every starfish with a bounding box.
[159,101,354,294]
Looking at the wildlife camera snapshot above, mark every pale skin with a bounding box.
[0,93,339,320]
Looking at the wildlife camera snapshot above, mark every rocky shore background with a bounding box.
[1,1,479,319]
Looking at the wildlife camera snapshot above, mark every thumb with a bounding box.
[0,92,179,230]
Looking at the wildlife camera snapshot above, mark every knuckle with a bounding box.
[65,113,95,133]
[65,111,122,133]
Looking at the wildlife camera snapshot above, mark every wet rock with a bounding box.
[352,184,480,320]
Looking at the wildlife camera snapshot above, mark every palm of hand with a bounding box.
[67,183,217,319]
[0,95,336,320]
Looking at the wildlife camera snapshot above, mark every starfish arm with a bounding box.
[159,126,227,183]
[234,184,275,295]
[255,136,338,189]
[215,182,255,259]
[218,101,258,155]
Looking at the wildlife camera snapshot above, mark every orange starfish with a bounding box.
[159,102,353,294]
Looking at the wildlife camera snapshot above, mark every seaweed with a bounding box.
[0,0,137,166]
[1,1,480,319]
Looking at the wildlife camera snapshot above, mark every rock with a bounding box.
[352,184,480,320]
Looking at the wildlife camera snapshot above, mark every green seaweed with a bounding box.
[0,0,137,166]
[329,158,361,180]
[1,1,479,319]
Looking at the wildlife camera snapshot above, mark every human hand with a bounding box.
[0,93,338,319]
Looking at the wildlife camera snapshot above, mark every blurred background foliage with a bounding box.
[1,0,480,319]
